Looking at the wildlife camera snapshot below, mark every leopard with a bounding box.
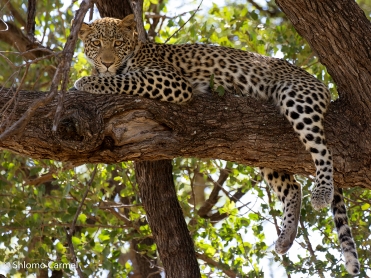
[73,15,360,275]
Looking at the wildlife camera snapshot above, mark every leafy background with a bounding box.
[0,0,370,277]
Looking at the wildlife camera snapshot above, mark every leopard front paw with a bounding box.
[74,76,105,94]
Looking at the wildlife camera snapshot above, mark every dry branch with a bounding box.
[0,0,93,141]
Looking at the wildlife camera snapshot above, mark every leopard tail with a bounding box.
[331,186,360,275]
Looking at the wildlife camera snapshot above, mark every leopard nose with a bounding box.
[102,62,113,69]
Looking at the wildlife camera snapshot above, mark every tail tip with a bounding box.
[346,259,360,276]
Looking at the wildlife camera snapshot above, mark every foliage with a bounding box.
[0,0,371,277]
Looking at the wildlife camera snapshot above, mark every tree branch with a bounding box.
[198,168,230,218]
[1,89,370,190]
[196,252,238,278]
[26,0,36,42]
[65,165,97,278]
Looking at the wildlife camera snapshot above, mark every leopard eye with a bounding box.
[114,40,123,47]
[92,40,101,47]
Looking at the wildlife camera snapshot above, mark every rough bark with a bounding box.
[135,160,201,278]
[1,89,370,189]
[94,0,133,19]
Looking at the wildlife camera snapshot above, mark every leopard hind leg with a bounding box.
[278,83,334,210]
[332,186,360,275]
[261,168,302,254]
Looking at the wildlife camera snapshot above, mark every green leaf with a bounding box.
[216,86,225,96]
[55,242,66,253]
[361,203,370,210]
[209,74,215,89]
[78,213,87,223]
[250,11,258,21]
[72,236,81,245]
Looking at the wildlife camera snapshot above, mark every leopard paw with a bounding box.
[74,76,104,94]
[275,231,295,254]
[311,182,334,210]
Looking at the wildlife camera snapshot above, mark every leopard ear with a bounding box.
[77,22,92,40]
[120,14,136,30]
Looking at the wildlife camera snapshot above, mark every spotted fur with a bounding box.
[261,168,360,275]
[75,16,333,210]
[73,15,359,274]
[332,186,360,275]
[260,168,301,254]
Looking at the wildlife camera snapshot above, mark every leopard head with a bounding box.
[77,15,138,76]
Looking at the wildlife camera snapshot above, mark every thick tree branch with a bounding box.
[0,89,370,190]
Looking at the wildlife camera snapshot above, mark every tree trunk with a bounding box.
[135,160,201,278]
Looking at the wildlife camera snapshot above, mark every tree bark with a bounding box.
[94,0,133,19]
[1,89,370,189]
[135,160,201,278]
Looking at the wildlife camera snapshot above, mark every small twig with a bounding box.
[198,167,229,217]
[65,164,98,278]
[26,162,80,186]
[70,165,98,234]
[101,207,132,225]
[1,0,27,26]
[147,270,162,277]
[0,222,129,230]
[299,219,325,278]
[190,166,197,210]
[265,184,292,278]
[98,202,142,209]
[164,0,203,44]
[0,52,17,69]
[145,9,201,20]
[0,64,30,130]
[65,230,85,278]
[206,172,243,205]
[246,0,281,17]
[196,252,238,278]
[0,0,93,141]
[0,47,55,56]
[52,0,93,132]
[0,19,8,31]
